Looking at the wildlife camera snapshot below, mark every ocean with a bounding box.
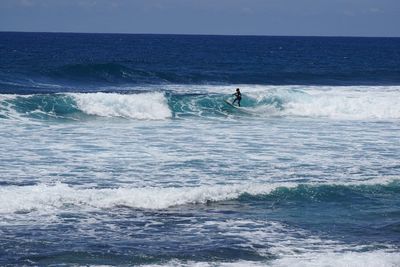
[0,32,400,266]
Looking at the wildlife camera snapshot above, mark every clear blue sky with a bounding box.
[1,0,399,37]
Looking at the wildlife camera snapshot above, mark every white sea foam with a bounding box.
[141,251,400,267]
[0,94,18,101]
[70,92,172,120]
[0,177,396,214]
[140,217,399,266]
[141,260,268,266]
[208,219,399,266]
[271,250,400,267]
[140,216,400,267]
[281,87,400,120]
[0,182,293,214]
[240,85,400,120]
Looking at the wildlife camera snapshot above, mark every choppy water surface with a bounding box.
[1,33,400,266]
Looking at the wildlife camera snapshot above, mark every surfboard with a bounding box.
[224,99,253,114]
[224,99,240,109]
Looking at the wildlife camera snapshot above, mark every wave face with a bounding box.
[1,86,400,121]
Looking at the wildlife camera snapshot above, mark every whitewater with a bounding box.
[1,33,400,266]
[2,85,400,121]
[1,84,400,266]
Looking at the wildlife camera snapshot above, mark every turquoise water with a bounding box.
[0,33,400,266]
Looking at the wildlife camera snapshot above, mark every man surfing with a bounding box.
[232,88,242,107]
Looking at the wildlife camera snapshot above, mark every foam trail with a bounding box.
[70,92,172,120]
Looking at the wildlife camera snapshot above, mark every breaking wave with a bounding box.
[72,92,172,120]
[1,85,400,121]
[0,178,397,214]
[0,92,171,120]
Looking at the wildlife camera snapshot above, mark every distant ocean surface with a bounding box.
[1,32,400,266]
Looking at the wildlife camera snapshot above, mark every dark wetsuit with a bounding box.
[232,91,242,107]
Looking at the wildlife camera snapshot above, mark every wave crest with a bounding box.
[0,92,172,120]
[71,92,172,120]
[0,178,397,214]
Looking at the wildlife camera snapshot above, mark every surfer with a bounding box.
[232,88,242,107]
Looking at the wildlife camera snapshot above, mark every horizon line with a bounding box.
[1,30,399,39]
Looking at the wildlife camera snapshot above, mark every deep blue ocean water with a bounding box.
[0,32,400,266]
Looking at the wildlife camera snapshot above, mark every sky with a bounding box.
[0,0,399,37]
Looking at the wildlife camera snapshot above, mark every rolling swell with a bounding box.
[47,63,258,85]
[2,33,400,89]
[49,63,166,84]
[239,180,400,203]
